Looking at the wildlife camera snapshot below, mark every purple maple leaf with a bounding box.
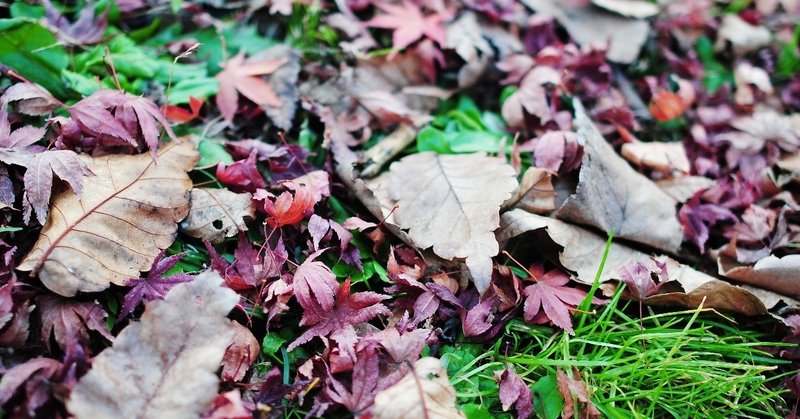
[288,278,390,351]
[119,250,193,319]
[498,367,534,419]
[522,269,590,335]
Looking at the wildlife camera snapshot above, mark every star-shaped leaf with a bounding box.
[522,269,588,335]
[366,0,446,52]
[119,250,194,318]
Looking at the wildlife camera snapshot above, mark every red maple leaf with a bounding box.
[365,0,446,52]
[522,269,591,335]
[215,53,287,123]
[287,278,390,351]
[216,150,267,193]
[256,180,315,228]
[164,96,203,124]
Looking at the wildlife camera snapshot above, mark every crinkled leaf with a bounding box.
[67,271,239,419]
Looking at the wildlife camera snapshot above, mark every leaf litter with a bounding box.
[2,0,800,418]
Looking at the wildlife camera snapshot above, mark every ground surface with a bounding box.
[2,0,800,418]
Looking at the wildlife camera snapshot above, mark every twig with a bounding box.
[358,123,416,178]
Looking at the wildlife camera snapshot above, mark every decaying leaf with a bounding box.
[497,209,796,315]
[503,167,557,214]
[656,176,716,203]
[555,101,684,254]
[620,141,690,175]
[388,152,518,293]
[370,357,465,419]
[520,0,650,63]
[18,140,199,296]
[592,0,659,18]
[716,14,771,54]
[180,188,255,243]
[717,253,800,300]
[68,271,238,419]
[215,52,288,123]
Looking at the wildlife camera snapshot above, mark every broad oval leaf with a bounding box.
[17,140,199,296]
[388,152,518,293]
[180,188,254,243]
[67,271,238,419]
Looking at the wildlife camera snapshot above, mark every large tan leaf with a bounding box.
[68,271,238,419]
[371,357,464,419]
[180,188,254,243]
[497,209,797,315]
[388,152,518,293]
[555,101,684,254]
[17,140,199,296]
[717,253,800,300]
[520,0,649,63]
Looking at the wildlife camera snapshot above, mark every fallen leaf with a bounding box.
[523,269,589,334]
[370,357,465,419]
[497,367,534,419]
[520,0,649,63]
[17,140,199,296]
[503,167,557,214]
[37,295,113,351]
[253,45,301,130]
[1,82,60,116]
[42,0,108,45]
[497,209,794,315]
[221,322,260,382]
[215,52,288,123]
[556,101,684,254]
[119,250,194,319]
[556,368,601,418]
[648,91,687,122]
[288,278,390,351]
[388,152,518,293]
[24,150,93,225]
[180,188,255,243]
[621,141,690,174]
[716,14,771,54]
[445,12,493,88]
[365,0,446,52]
[591,0,659,18]
[717,253,800,300]
[655,176,715,203]
[67,271,238,419]
[257,180,315,228]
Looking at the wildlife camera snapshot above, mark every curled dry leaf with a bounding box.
[556,101,684,254]
[388,152,518,294]
[68,271,238,419]
[370,357,465,419]
[620,141,690,175]
[503,167,557,214]
[180,188,255,244]
[17,140,199,296]
[716,14,771,54]
[497,209,795,315]
[520,0,649,63]
[717,253,800,300]
[591,0,659,18]
[656,176,716,203]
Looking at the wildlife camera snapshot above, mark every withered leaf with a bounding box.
[520,0,649,63]
[503,167,557,214]
[717,253,800,300]
[37,295,113,351]
[388,152,518,294]
[180,188,255,244]
[68,271,238,419]
[371,357,465,419]
[498,209,788,316]
[18,140,199,296]
[556,101,684,254]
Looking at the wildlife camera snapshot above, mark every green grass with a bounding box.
[443,288,796,418]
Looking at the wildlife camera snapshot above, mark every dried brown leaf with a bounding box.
[498,209,791,315]
[388,152,518,293]
[620,141,690,175]
[68,271,238,419]
[371,357,465,419]
[520,0,649,63]
[556,101,684,253]
[17,140,199,296]
[656,176,716,203]
[591,0,659,18]
[503,167,557,214]
[717,253,800,300]
[180,188,254,244]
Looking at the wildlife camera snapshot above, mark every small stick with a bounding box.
[359,123,416,178]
